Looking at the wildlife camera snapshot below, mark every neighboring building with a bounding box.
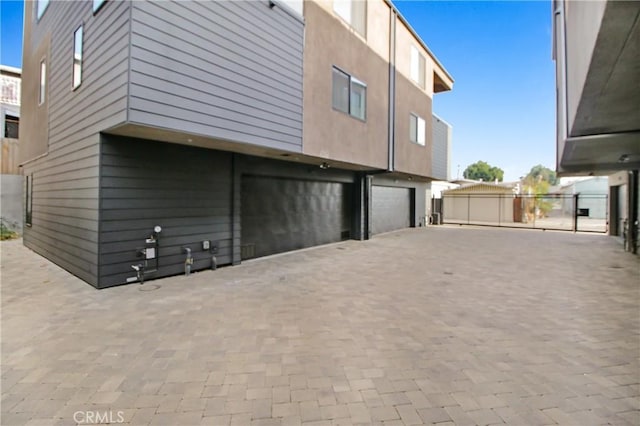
[557,176,608,219]
[442,182,517,224]
[20,0,453,288]
[1,65,23,234]
[552,0,639,251]
[1,65,21,174]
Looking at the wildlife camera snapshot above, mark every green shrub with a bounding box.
[0,221,18,241]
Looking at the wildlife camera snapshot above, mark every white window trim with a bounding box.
[38,59,46,106]
[93,0,107,13]
[72,25,83,90]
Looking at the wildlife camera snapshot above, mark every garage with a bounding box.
[241,176,352,259]
[371,185,412,234]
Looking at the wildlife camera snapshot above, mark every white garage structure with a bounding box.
[442,182,517,224]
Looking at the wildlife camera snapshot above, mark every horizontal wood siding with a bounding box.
[99,136,233,288]
[128,0,303,152]
[22,0,130,286]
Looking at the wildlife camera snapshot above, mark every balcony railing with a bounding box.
[1,75,21,106]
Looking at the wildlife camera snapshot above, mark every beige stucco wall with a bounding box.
[311,0,390,61]
[394,73,432,176]
[395,19,433,97]
[302,0,389,169]
[564,0,607,135]
[20,1,50,163]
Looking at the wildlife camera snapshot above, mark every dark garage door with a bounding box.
[241,176,352,259]
[372,186,411,234]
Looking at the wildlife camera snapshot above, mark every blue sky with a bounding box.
[393,1,557,181]
[0,0,556,181]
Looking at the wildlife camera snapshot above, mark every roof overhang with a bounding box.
[559,131,640,176]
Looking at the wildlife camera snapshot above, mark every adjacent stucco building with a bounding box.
[552,0,639,252]
[1,65,23,234]
[20,0,454,287]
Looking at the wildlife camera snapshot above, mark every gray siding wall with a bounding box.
[99,136,233,287]
[98,137,358,288]
[22,0,130,286]
[128,0,303,152]
[432,115,451,181]
[371,175,427,228]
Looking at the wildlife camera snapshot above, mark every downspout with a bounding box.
[387,8,397,172]
[630,170,639,254]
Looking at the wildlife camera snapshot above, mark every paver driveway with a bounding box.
[1,226,639,425]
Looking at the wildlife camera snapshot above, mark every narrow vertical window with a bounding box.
[349,78,366,120]
[410,114,426,146]
[39,60,46,105]
[334,0,366,38]
[409,114,418,144]
[410,46,426,89]
[93,0,106,13]
[73,26,83,89]
[332,67,349,114]
[25,174,33,226]
[37,0,49,19]
[417,116,426,145]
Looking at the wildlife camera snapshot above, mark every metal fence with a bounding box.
[438,193,608,233]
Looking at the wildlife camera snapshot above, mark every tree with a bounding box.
[525,164,558,185]
[463,161,504,182]
[521,165,556,221]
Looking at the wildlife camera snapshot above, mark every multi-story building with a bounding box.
[20,0,453,288]
[552,0,639,252]
[1,65,23,234]
[1,65,21,174]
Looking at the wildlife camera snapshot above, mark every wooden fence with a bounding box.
[1,138,20,174]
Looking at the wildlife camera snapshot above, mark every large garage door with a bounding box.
[241,176,352,259]
[372,186,411,235]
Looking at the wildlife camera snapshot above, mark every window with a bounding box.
[410,114,426,146]
[333,0,366,37]
[332,66,366,121]
[93,0,107,13]
[25,174,33,227]
[332,68,349,114]
[73,26,83,89]
[36,0,49,19]
[39,60,46,105]
[350,78,366,120]
[4,115,19,138]
[410,46,426,89]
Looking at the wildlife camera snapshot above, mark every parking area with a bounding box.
[1,226,639,425]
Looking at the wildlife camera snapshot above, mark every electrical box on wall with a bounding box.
[202,240,210,251]
[145,247,156,259]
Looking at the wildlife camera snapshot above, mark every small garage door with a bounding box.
[241,176,352,259]
[372,186,411,235]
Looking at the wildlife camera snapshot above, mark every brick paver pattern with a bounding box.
[1,226,639,425]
